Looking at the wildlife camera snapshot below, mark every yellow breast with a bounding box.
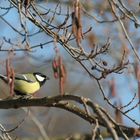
[14,80,40,94]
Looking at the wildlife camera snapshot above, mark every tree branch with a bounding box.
[0,95,139,138]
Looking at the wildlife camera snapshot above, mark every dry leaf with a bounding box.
[121,44,129,59]
[72,0,83,45]
[10,68,15,96]
[108,79,116,98]
[134,63,140,80]
[52,56,67,95]
[87,33,97,48]
[52,58,59,79]
[58,56,67,95]
[6,58,15,96]
[6,59,11,84]
[138,81,140,109]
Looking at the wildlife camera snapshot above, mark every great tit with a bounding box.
[0,72,49,95]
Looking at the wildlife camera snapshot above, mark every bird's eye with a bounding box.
[35,74,45,82]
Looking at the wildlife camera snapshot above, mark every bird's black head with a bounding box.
[33,72,49,86]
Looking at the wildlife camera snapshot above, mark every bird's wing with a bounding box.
[0,74,8,82]
[15,74,35,83]
[0,74,7,79]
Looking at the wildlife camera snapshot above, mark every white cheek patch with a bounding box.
[36,74,45,82]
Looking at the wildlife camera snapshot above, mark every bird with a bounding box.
[0,72,49,96]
